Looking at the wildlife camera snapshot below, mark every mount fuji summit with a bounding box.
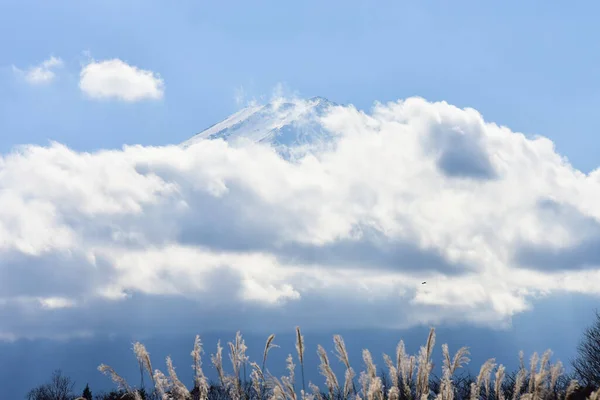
[182,96,340,159]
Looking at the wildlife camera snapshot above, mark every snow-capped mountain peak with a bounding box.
[182,96,338,158]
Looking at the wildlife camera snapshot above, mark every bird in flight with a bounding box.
[422,281,426,284]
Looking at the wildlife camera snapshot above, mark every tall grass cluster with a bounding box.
[96,327,600,400]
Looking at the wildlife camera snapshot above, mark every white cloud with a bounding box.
[1,96,600,339]
[39,296,76,309]
[12,56,64,85]
[79,58,164,101]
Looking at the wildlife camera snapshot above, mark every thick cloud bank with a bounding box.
[1,97,599,340]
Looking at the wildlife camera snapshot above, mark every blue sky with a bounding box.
[2,1,600,399]
[2,1,600,171]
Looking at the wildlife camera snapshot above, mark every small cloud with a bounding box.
[38,297,76,309]
[79,58,164,102]
[12,56,64,85]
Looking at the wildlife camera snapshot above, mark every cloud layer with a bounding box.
[79,58,164,101]
[1,96,600,339]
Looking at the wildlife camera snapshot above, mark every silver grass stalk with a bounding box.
[441,344,452,380]
[234,331,249,392]
[519,350,525,371]
[344,367,357,399]
[153,369,170,400]
[529,349,552,400]
[228,341,241,400]
[334,335,357,397]
[228,332,246,400]
[166,356,191,400]
[388,386,400,400]
[334,335,352,370]
[539,350,552,379]
[263,334,279,375]
[283,375,298,400]
[284,353,297,400]
[287,354,296,386]
[191,335,209,400]
[409,355,417,394]
[262,333,279,400]
[296,327,307,398]
[310,382,323,400]
[240,333,249,390]
[469,358,495,400]
[549,361,563,393]
[362,349,377,381]
[359,371,369,399]
[133,342,155,387]
[528,352,539,395]
[438,344,453,400]
[366,375,383,400]
[438,344,469,400]
[383,353,399,389]
[396,339,414,398]
[416,328,435,400]
[211,340,226,387]
[449,345,470,376]
[495,364,506,400]
[269,377,287,400]
[482,360,496,399]
[251,362,265,399]
[317,344,339,398]
[396,340,407,388]
[436,380,453,400]
[565,379,579,400]
[512,368,527,400]
[98,364,132,393]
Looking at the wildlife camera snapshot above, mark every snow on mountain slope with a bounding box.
[181,96,339,159]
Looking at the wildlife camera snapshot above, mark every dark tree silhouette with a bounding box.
[91,389,155,400]
[571,310,600,389]
[82,383,93,400]
[26,369,76,400]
